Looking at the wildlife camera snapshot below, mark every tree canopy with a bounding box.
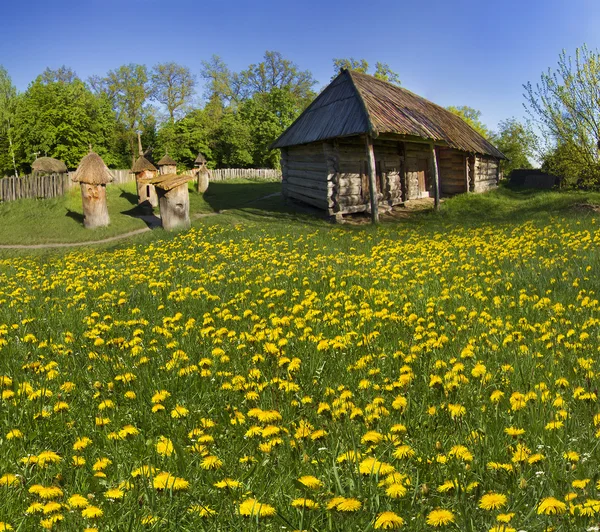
[494,118,536,175]
[446,105,493,140]
[12,76,125,170]
[331,58,401,85]
[525,44,600,187]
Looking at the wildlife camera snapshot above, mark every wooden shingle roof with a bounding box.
[157,154,177,166]
[272,70,505,158]
[132,156,157,173]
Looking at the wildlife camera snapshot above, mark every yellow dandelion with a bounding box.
[200,455,222,470]
[297,475,323,489]
[68,494,89,509]
[374,511,405,529]
[537,497,567,515]
[239,498,276,518]
[0,474,19,487]
[81,506,103,519]
[156,436,174,456]
[426,508,455,526]
[479,492,508,510]
[291,498,319,509]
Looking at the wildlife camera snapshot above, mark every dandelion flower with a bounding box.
[375,511,405,529]
[81,506,103,519]
[426,508,455,526]
[156,436,174,457]
[479,492,508,510]
[68,494,89,508]
[297,475,322,489]
[291,498,319,509]
[239,498,276,518]
[537,497,566,515]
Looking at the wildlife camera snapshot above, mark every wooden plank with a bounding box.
[365,135,379,224]
[431,144,440,210]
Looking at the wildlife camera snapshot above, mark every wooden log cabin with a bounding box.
[271,70,506,221]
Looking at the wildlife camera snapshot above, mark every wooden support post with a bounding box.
[431,143,440,210]
[365,135,379,224]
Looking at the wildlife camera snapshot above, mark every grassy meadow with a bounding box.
[0,179,282,245]
[0,184,600,531]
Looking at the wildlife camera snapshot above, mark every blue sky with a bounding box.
[2,0,600,132]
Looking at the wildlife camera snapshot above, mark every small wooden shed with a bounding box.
[31,157,68,175]
[193,152,210,193]
[72,151,114,228]
[157,153,177,175]
[271,70,506,221]
[132,155,158,207]
[140,173,194,231]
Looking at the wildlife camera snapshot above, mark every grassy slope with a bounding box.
[0,179,282,245]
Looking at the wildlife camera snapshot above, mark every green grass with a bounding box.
[0,179,282,245]
[1,184,600,530]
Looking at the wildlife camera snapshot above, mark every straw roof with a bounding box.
[272,70,505,159]
[132,155,157,173]
[194,152,207,165]
[139,172,194,191]
[72,151,114,184]
[157,154,177,166]
[31,157,67,174]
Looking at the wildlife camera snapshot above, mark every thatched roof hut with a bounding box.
[194,152,207,166]
[31,157,67,174]
[72,151,114,184]
[132,155,157,173]
[72,151,113,229]
[157,154,177,166]
[271,70,505,222]
[139,173,194,231]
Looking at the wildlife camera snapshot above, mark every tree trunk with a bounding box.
[196,169,210,193]
[158,185,190,231]
[80,183,110,228]
[7,121,17,177]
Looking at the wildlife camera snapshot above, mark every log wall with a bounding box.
[281,143,331,211]
[404,142,434,200]
[473,156,499,193]
[437,148,467,196]
[281,137,499,216]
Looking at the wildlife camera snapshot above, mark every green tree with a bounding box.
[214,111,253,167]
[40,66,79,84]
[200,51,316,168]
[0,66,19,176]
[524,45,600,187]
[150,62,196,122]
[155,108,215,169]
[494,118,536,175]
[447,105,492,139]
[200,55,244,106]
[332,58,401,85]
[239,51,316,107]
[13,76,124,171]
[90,64,153,164]
[239,88,304,168]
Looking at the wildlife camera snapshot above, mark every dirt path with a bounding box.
[0,193,280,250]
[0,228,152,250]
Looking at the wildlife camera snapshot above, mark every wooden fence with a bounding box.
[0,173,71,202]
[210,168,282,181]
[0,168,282,203]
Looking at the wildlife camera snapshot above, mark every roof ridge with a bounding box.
[345,70,377,138]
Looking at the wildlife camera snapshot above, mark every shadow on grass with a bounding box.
[120,205,161,229]
[203,181,282,212]
[119,188,139,206]
[65,209,84,224]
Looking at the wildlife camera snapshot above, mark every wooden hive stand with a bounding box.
[139,173,195,231]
